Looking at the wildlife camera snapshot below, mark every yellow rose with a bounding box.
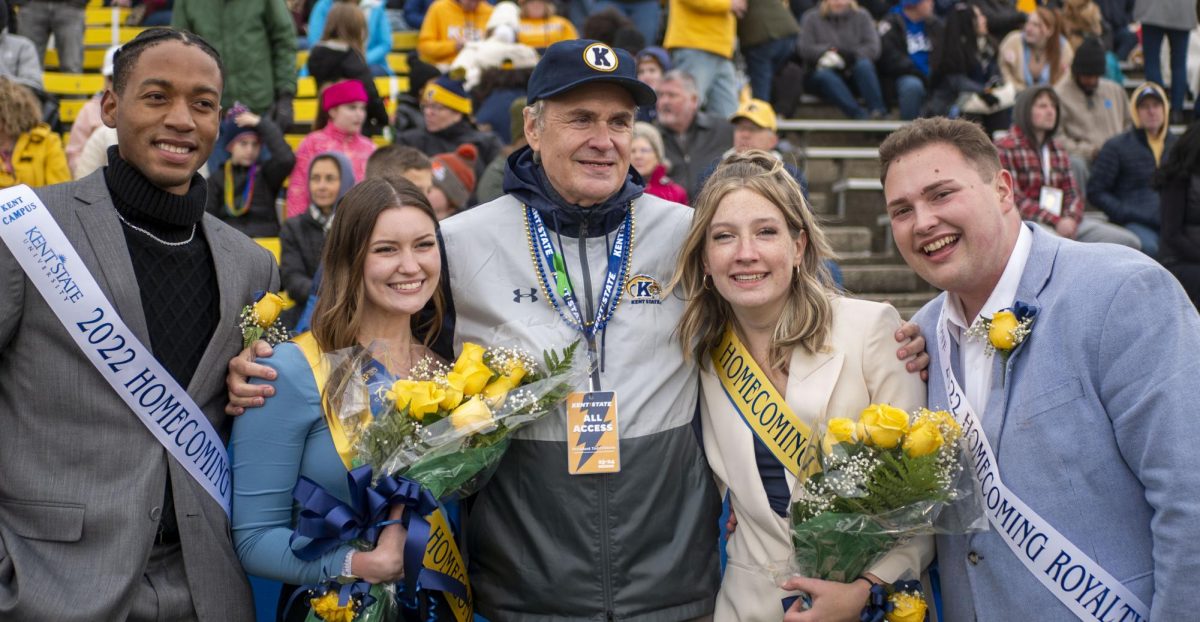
[482,375,518,401]
[439,371,467,410]
[903,419,944,458]
[822,417,859,454]
[452,343,494,395]
[450,395,494,433]
[923,408,962,444]
[856,404,909,449]
[251,292,284,328]
[988,310,1019,351]
[310,590,357,622]
[388,379,445,421]
[886,592,928,622]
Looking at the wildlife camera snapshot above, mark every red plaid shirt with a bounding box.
[995,125,1084,225]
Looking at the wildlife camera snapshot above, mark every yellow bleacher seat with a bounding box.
[251,237,296,309]
[296,76,317,99]
[386,53,409,74]
[87,0,103,7]
[391,31,418,51]
[296,50,309,71]
[284,134,305,150]
[294,98,318,125]
[45,47,109,71]
[44,72,106,97]
[59,99,89,124]
[85,6,130,26]
[84,26,147,47]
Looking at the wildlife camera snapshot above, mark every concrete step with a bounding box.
[853,291,941,320]
[823,226,872,256]
[801,159,882,186]
[839,264,923,294]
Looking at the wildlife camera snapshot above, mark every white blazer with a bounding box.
[700,296,933,621]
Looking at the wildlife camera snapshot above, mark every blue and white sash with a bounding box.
[936,306,1149,621]
[0,185,232,516]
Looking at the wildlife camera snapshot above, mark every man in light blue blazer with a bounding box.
[877,117,1200,621]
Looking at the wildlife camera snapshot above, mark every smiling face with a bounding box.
[1023,11,1048,47]
[884,142,1020,316]
[704,188,805,323]
[525,82,636,207]
[360,206,440,327]
[102,40,222,195]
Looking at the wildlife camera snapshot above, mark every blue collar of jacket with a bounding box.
[501,145,646,238]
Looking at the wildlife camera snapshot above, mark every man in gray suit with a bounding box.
[0,29,272,620]
[860,117,1200,621]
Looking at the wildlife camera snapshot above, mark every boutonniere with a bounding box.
[966,302,1037,377]
[239,290,290,348]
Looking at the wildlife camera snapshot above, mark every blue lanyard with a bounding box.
[525,204,633,340]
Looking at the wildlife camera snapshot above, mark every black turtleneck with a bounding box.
[104,146,219,388]
[104,147,219,542]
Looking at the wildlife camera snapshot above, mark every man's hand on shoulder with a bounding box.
[895,321,930,382]
[225,340,277,416]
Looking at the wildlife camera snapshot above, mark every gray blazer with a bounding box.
[915,224,1200,620]
[0,172,275,620]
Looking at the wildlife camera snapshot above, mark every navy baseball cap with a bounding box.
[527,39,656,107]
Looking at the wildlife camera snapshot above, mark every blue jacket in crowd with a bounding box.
[1088,128,1177,230]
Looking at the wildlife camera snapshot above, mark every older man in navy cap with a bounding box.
[435,39,724,620]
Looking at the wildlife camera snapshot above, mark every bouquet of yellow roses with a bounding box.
[788,405,982,585]
[344,341,585,498]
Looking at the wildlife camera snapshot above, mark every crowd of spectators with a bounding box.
[2,0,1200,309]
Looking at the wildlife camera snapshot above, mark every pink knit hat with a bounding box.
[321,80,368,113]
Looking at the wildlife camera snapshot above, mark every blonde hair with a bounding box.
[632,121,670,171]
[0,78,42,137]
[670,151,836,371]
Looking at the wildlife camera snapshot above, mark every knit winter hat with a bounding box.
[1072,36,1106,77]
[431,144,478,210]
[423,76,473,115]
[321,79,368,113]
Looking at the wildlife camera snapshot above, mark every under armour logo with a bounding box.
[513,288,538,303]
[583,43,618,72]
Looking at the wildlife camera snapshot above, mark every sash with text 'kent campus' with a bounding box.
[936,306,1150,622]
[711,326,818,478]
[0,185,232,516]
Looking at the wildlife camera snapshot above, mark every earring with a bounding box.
[702,274,712,290]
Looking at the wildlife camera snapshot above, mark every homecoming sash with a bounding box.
[293,335,472,622]
[711,326,819,478]
[935,306,1150,621]
[0,185,232,515]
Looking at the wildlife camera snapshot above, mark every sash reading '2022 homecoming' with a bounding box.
[935,307,1149,622]
[0,185,232,516]
[711,326,819,478]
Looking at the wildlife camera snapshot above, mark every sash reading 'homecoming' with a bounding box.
[935,307,1150,622]
[711,326,819,478]
[0,185,232,515]
[294,334,472,622]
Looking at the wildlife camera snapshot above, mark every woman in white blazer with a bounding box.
[672,151,932,621]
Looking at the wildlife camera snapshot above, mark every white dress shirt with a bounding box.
[942,225,1032,417]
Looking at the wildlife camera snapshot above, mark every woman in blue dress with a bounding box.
[230,177,446,620]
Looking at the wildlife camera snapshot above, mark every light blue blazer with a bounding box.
[914,224,1200,620]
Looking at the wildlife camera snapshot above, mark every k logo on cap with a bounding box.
[583,43,618,72]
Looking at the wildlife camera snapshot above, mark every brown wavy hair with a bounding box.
[311,177,444,353]
[0,78,42,137]
[321,1,367,57]
[670,151,836,371]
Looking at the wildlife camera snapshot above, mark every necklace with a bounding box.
[115,211,197,247]
[223,159,257,218]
